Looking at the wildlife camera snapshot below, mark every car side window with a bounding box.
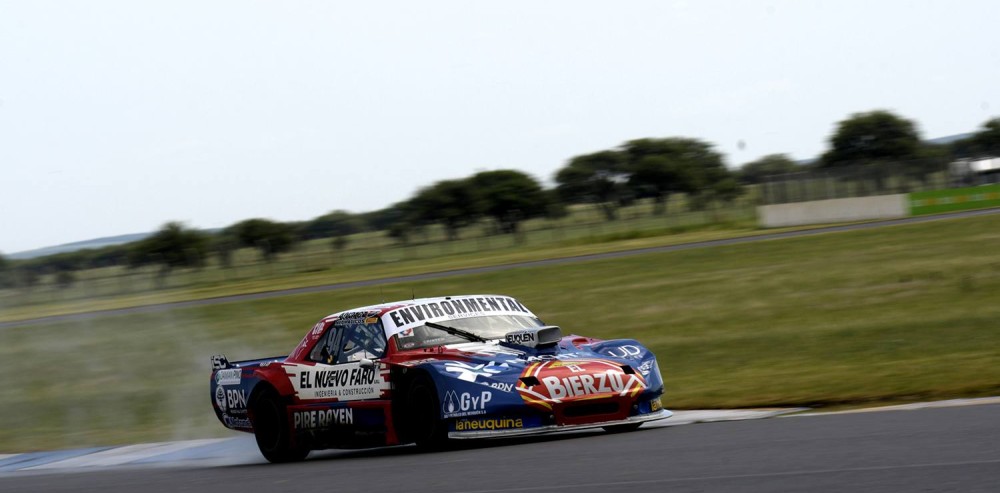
[308,323,343,364]
[335,321,387,364]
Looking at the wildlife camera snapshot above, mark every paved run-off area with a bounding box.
[0,408,801,474]
[3,397,998,479]
[3,400,1000,492]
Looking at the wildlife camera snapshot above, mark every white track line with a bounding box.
[24,439,228,470]
[652,408,806,426]
[787,396,1000,417]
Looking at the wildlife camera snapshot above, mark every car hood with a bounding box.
[394,337,664,409]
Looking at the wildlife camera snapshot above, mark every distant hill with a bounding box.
[8,233,152,260]
[926,133,973,146]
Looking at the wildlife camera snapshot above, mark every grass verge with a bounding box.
[1,213,999,451]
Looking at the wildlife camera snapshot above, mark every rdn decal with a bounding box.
[516,360,646,410]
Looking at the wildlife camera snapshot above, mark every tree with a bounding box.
[554,150,628,220]
[974,118,1000,155]
[84,245,130,269]
[330,235,349,253]
[0,253,10,289]
[622,137,739,213]
[225,218,297,262]
[13,266,41,290]
[298,210,365,241]
[622,138,729,214]
[738,154,801,184]
[55,270,76,289]
[544,190,568,220]
[409,179,482,240]
[820,110,921,168]
[213,235,237,269]
[964,117,1000,157]
[470,170,549,235]
[129,222,210,275]
[374,201,421,246]
[707,175,744,205]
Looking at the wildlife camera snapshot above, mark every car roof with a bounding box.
[325,294,538,339]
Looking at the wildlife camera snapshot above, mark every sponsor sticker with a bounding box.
[505,331,536,345]
[225,388,248,414]
[310,322,326,336]
[223,415,253,429]
[335,310,382,325]
[215,386,227,412]
[484,381,514,393]
[441,390,492,418]
[215,368,241,386]
[293,408,354,429]
[289,362,390,401]
[604,345,643,359]
[454,417,523,432]
[516,359,647,410]
[382,296,536,337]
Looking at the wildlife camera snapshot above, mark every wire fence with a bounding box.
[758,161,952,205]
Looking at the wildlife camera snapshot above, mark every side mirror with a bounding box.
[359,358,376,369]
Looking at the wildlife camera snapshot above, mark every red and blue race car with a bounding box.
[210,294,670,462]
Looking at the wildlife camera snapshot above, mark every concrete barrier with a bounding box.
[758,194,908,227]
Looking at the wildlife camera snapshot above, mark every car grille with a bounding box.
[562,402,620,418]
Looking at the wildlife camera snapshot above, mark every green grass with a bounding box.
[910,184,1000,215]
[2,213,1000,452]
[0,210,763,324]
[0,198,759,316]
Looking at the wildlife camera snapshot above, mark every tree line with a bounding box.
[739,112,1000,184]
[2,111,998,289]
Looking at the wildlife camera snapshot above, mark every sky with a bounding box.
[1,0,998,254]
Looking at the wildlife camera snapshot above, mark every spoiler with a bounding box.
[211,354,230,370]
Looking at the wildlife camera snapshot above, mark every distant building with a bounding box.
[950,157,1000,185]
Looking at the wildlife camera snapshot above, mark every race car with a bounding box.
[210,294,670,462]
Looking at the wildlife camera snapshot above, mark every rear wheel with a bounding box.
[406,374,448,450]
[250,388,309,463]
[603,422,643,433]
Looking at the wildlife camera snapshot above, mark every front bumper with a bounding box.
[447,408,672,439]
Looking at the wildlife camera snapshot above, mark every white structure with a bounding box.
[758,194,909,228]
[950,157,1000,185]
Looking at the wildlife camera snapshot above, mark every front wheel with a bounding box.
[250,388,309,463]
[406,374,448,450]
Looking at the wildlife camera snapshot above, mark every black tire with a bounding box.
[603,422,643,433]
[405,374,448,450]
[250,388,309,463]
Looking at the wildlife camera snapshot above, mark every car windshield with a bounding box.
[395,315,544,350]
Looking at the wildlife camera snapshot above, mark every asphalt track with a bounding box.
[2,403,998,492]
[4,207,999,329]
